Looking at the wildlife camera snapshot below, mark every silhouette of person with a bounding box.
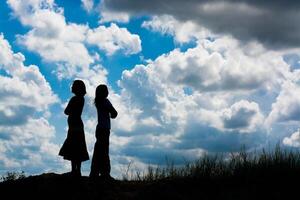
[90,84,117,180]
[59,80,89,176]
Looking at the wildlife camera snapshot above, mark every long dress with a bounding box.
[59,95,89,162]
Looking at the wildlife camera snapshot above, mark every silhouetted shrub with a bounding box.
[123,144,300,181]
[1,171,26,182]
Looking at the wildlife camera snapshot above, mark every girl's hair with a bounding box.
[94,84,109,107]
[72,80,86,96]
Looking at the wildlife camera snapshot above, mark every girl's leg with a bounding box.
[76,161,82,176]
[90,139,101,177]
[99,130,111,177]
[90,129,111,178]
[71,160,82,176]
[71,160,76,173]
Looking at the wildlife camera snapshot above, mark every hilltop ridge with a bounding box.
[0,171,298,200]
[2,148,300,200]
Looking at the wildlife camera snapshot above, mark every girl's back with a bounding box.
[96,98,117,129]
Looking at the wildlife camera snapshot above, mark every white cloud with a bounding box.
[283,129,300,147]
[0,33,61,173]
[0,33,57,110]
[8,0,94,75]
[81,0,94,13]
[184,100,264,134]
[0,118,63,172]
[113,33,293,163]
[119,38,275,127]
[7,0,141,78]
[87,23,141,56]
[18,23,92,66]
[266,81,300,126]
[221,100,264,132]
[122,36,287,93]
[142,15,210,43]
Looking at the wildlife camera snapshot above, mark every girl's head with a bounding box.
[71,80,86,96]
[94,84,108,106]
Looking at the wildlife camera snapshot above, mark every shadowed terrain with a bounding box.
[1,146,300,200]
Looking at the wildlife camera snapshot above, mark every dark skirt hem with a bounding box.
[59,154,89,162]
[59,129,89,162]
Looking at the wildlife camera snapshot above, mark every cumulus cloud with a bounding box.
[0,118,57,166]
[81,0,94,13]
[112,36,282,164]
[177,100,264,134]
[221,100,263,132]
[142,15,210,43]
[121,36,287,93]
[7,0,142,78]
[283,130,300,147]
[0,33,61,173]
[86,23,141,55]
[5,0,300,177]
[0,33,57,111]
[266,81,300,127]
[8,0,94,75]
[100,0,300,48]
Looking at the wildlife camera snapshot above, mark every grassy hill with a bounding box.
[1,146,300,200]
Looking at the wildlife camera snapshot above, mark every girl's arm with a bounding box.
[108,101,118,119]
[64,97,74,115]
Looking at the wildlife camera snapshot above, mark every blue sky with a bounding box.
[1,0,300,177]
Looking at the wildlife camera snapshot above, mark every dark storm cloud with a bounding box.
[101,0,300,48]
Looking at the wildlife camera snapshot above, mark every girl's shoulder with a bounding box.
[105,98,113,107]
[68,96,76,103]
[97,98,111,108]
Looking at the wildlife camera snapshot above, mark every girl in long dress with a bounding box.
[59,80,89,176]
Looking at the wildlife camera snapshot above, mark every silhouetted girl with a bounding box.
[59,80,89,176]
[90,84,117,180]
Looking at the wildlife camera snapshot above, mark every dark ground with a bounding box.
[0,171,299,200]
